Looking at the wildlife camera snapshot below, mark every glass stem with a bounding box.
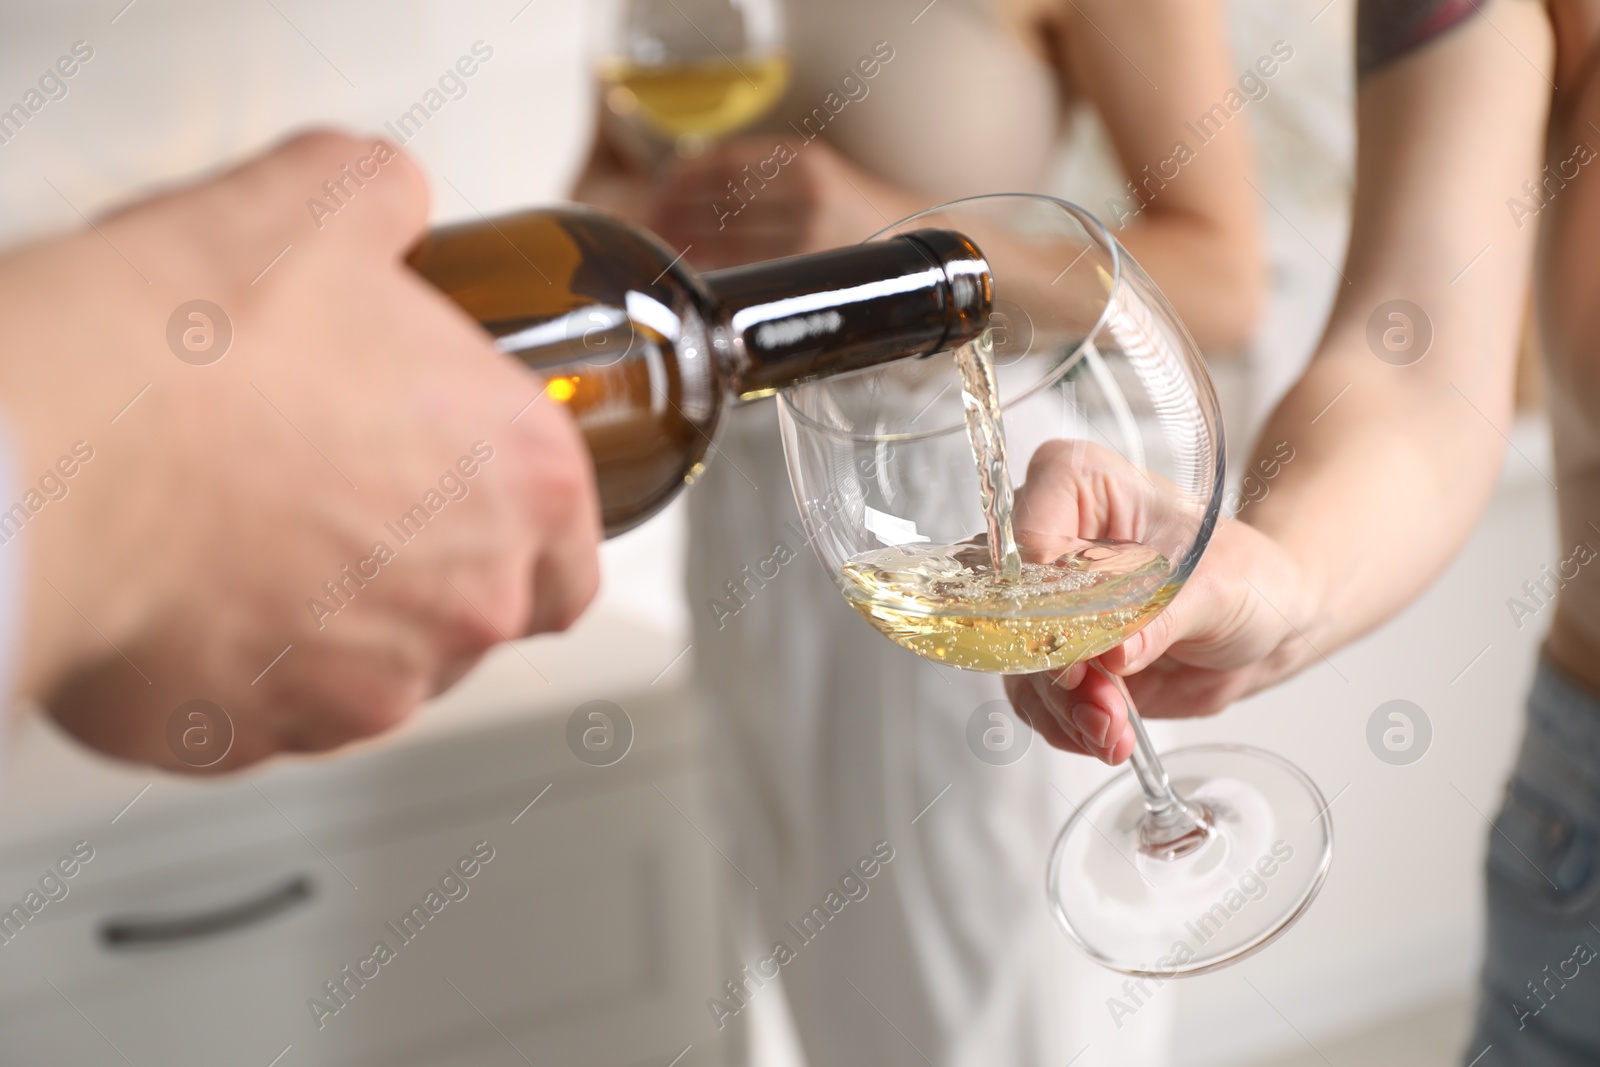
[1126,709,1182,815]
[1090,662,1213,860]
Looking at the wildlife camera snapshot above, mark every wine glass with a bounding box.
[596,0,789,159]
[776,194,1333,978]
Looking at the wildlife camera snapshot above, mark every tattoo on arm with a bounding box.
[1357,0,1482,77]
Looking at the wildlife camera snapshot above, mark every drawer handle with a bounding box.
[100,875,313,948]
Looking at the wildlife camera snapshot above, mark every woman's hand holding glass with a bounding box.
[1007,505,1313,764]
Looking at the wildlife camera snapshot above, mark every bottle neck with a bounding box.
[701,229,992,400]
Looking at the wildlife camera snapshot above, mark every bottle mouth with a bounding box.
[896,228,993,359]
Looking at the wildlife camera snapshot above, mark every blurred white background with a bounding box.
[0,2,1555,1065]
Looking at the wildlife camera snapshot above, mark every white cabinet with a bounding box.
[0,687,728,1067]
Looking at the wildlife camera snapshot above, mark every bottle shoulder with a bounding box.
[408,206,718,330]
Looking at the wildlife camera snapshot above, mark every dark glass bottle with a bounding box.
[408,207,991,535]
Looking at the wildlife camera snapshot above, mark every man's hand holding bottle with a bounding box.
[0,131,602,771]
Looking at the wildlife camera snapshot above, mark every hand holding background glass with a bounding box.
[779,194,1333,977]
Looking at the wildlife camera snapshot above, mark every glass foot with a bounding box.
[1047,744,1334,978]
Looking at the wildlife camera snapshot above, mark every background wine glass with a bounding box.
[777,194,1334,978]
[596,0,789,160]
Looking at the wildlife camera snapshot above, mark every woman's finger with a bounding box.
[1005,674,1087,756]
[1016,667,1133,764]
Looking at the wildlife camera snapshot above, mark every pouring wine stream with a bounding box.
[954,329,1215,862]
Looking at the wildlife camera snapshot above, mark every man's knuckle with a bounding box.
[540,450,597,518]
[548,594,587,634]
[364,146,429,226]
[341,687,415,738]
[461,587,527,648]
[278,129,368,174]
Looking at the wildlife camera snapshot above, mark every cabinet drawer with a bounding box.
[0,696,726,1067]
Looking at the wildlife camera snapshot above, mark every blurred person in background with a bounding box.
[575,0,1266,1061]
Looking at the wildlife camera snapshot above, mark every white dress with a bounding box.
[687,1,1176,1063]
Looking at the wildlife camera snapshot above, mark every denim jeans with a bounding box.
[1470,660,1600,1064]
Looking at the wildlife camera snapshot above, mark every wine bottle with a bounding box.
[408,207,991,535]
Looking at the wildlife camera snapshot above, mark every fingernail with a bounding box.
[1071,703,1112,747]
[1121,633,1144,665]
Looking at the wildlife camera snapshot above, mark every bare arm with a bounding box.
[1011,0,1554,761]
[1059,0,1265,350]
[1245,1,1549,657]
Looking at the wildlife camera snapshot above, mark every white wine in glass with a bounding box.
[780,194,1334,979]
[598,0,789,158]
[836,530,1179,673]
[836,328,1181,673]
